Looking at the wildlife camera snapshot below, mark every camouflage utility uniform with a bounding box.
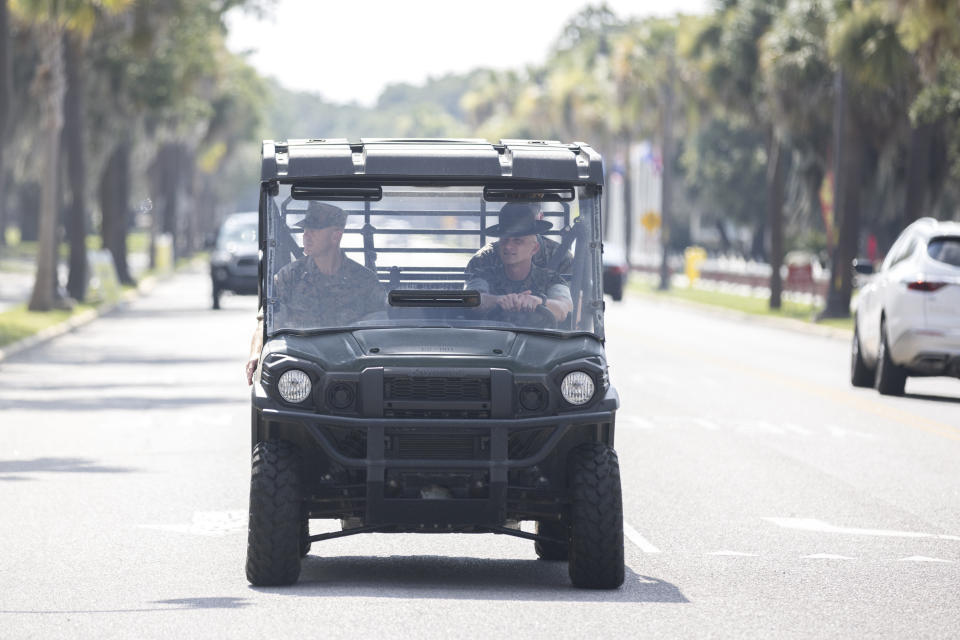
[273,252,385,328]
[466,236,573,275]
[466,263,572,325]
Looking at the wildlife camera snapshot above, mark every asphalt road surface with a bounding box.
[1,266,958,639]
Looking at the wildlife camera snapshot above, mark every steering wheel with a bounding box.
[497,305,558,330]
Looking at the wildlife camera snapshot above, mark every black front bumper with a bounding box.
[253,389,618,527]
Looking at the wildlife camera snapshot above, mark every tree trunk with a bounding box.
[823,83,862,319]
[0,0,12,247]
[902,122,935,225]
[658,64,675,291]
[766,133,786,310]
[28,23,65,312]
[99,137,135,285]
[63,31,87,302]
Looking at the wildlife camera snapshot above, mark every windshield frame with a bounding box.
[259,179,605,341]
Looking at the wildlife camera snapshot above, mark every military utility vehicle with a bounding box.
[247,138,623,589]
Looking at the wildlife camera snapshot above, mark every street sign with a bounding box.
[641,210,661,233]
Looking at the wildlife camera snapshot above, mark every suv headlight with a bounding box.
[560,371,595,405]
[277,369,311,403]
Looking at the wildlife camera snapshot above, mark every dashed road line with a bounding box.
[899,556,954,563]
[624,523,661,553]
[765,517,960,541]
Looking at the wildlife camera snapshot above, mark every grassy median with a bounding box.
[0,303,98,348]
[628,278,854,332]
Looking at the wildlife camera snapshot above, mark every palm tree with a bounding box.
[13,0,128,311]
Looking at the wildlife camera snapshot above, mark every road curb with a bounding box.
[0,274,161,364]
[627,288,853,342]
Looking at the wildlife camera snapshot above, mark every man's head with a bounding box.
[294,202,347,256]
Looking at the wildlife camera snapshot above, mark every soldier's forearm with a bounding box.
[477,293,500,311]
[249,318,264,361]
[545,299,568,322]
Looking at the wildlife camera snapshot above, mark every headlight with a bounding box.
[560,371,595,405]
[277,369,311,403]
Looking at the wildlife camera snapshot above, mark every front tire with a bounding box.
[850,324,875,388]
[875,319,907,396]
[567,443,625,589]
[245,440,303,586]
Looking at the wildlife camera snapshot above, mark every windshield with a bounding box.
[217,214,258,251]
[263,184,603,337]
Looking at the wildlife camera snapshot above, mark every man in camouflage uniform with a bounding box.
[272,202,385,328]
[466,202,573,276]
[465,203,572,328]
[246,201,384,384]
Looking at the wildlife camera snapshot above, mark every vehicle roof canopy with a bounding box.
[261,138,604,185]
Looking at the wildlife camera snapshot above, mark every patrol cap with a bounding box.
[484,203,552,238]
[293,201,348,229]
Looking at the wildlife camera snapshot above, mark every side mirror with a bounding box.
[852,259,874,276]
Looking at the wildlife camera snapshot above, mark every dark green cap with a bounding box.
[293,201,348,229]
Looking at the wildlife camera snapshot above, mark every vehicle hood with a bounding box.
[263,327,605,373]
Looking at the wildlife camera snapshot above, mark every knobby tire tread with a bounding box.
[567,443,625,589]
[245,439,303,586]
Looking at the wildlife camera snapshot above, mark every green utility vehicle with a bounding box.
[247,139,623,589]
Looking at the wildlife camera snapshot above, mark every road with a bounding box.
[1,266,958,638]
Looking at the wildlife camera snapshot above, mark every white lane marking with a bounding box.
[781,422,813,436]
[803,553,855,560]
[624,523,661,553]
[138,510,247,537]
[706,550,757,556]
[690,418,720,431]
[899,556,954,563]
[765,517,960,542]
[622,416,657,429]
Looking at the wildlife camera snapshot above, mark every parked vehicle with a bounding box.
[602,243,629,301]
[247,138,623,589]
[851,217,960,395]
[210,212,258,309]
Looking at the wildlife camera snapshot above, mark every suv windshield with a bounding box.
[263,184,603,337]
[217,214,258,251]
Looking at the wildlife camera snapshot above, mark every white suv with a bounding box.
[852,217,960,395]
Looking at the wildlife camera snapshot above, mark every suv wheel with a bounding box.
[245,439,303,586]
[875,319,907,396]
[567,443,624,589]
[534,520,568,561]
[850,324,875,388]
[300,518,312,558]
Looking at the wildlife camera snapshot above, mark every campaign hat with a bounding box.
[484,203,552,238]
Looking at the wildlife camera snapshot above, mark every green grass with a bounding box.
[0,231,150,261]
[628,278,854,332]
[0,303,97,348]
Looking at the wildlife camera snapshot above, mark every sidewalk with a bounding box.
[0,252,149,313]
[0,253,185,363]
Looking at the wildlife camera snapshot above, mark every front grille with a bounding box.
[508,427,553,460]
[385,408,490,419]
[236,257,257,268]
[390,433,484,460]
[385,376,489,402]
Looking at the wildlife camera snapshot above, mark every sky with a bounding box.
[225,0,710,106]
